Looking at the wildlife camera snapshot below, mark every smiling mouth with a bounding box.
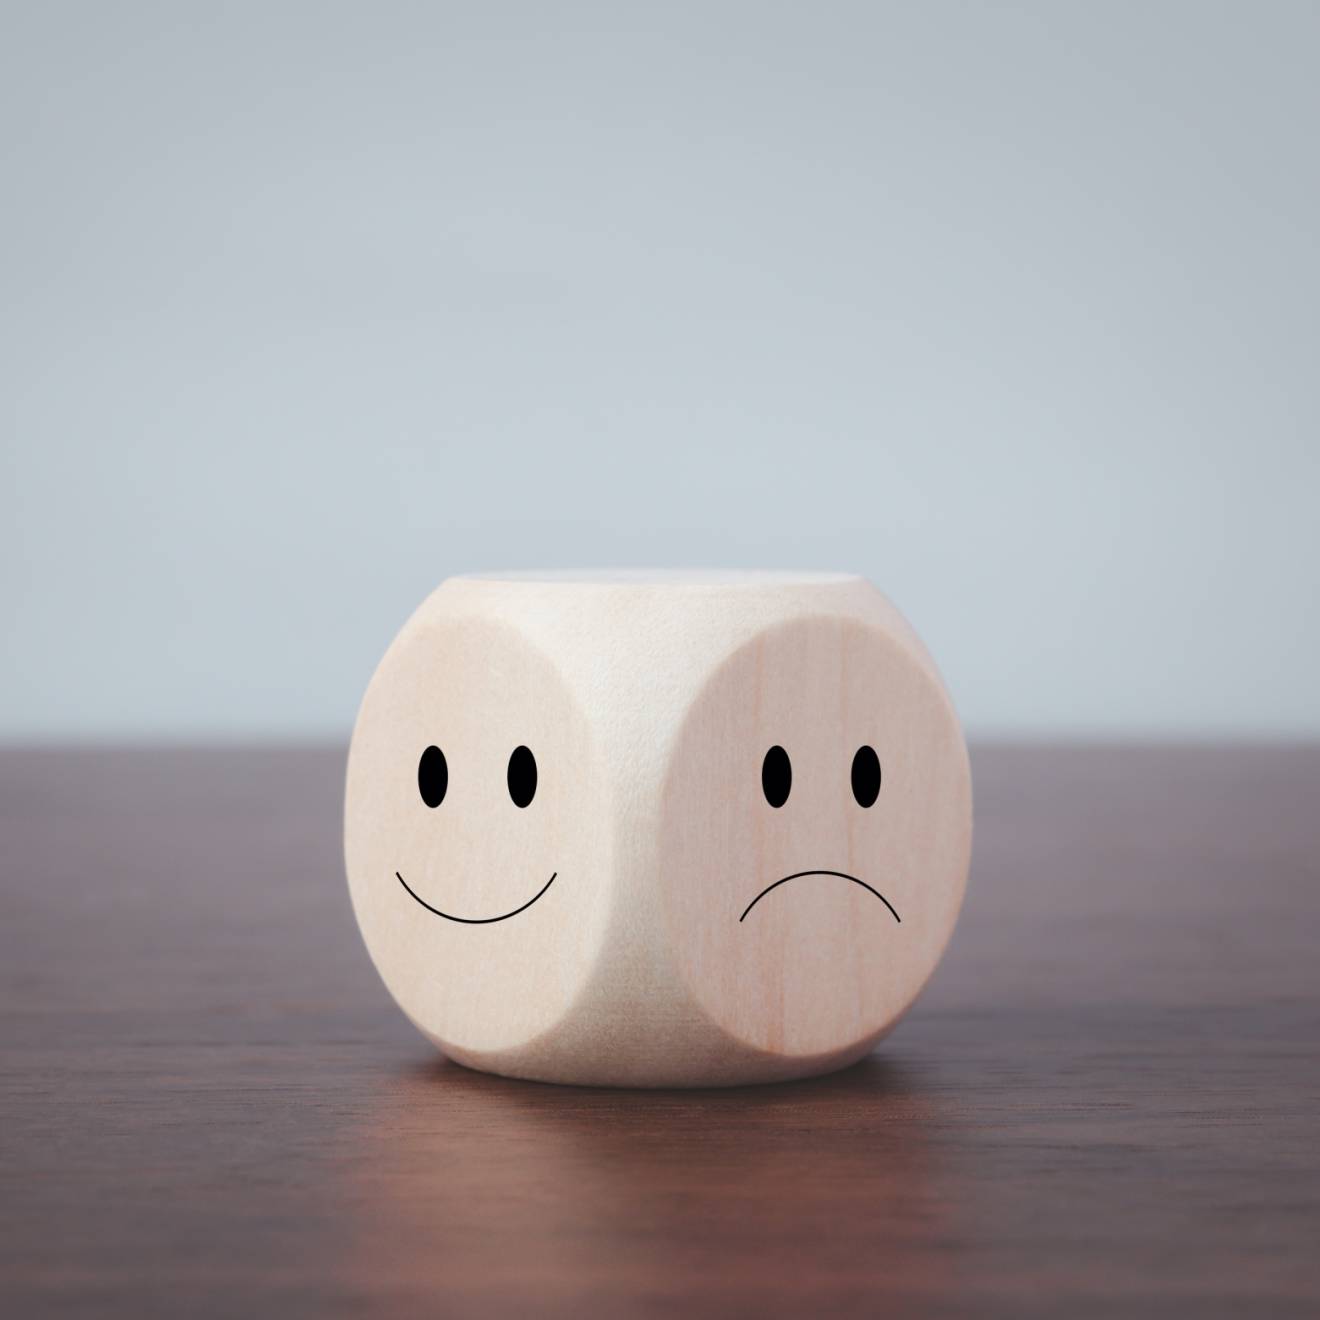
[738,870,901,924]
[395,871,558,924]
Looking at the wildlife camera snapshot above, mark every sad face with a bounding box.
[660,616,971,1060]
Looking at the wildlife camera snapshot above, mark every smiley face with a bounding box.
[395,743,560,922]
[344,615,609,1057]
[660,616,971,1060]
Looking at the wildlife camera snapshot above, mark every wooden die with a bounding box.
[344,571,971,1087]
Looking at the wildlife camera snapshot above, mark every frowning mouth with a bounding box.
[395,871,558,924]
[738,870,900,924]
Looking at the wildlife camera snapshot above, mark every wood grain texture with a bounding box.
[2,745,1318,1317]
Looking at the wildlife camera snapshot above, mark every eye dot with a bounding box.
[851,745,882,807]
[507,745,537,808]
[761,745,791,808]
[417,745,448,808]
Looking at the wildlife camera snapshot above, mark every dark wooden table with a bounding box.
[2,746,1318,1317]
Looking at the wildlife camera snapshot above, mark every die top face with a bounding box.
[660,616,972,1060]
[457,569,863,586]
[344,616,610,1055]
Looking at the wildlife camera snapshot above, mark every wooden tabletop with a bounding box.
[2,745,1317,1317]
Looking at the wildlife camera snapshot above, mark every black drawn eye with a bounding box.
[851,745,881,807]
[761,745,791,808]
[507,745,537,807]
[418,745,448,808]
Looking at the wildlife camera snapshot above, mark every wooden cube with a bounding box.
[344,571,971,1087]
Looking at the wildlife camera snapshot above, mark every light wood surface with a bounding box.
[345,572,971,1085]
[2,744,1318,1317]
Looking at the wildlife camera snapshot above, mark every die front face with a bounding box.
[344,614,610,1057]
[659,616,972,1061]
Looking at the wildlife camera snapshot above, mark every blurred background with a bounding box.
[2,0,1316,744]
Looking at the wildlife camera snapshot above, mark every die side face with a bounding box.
[660,617,972,1060]
[344,617,609,1055]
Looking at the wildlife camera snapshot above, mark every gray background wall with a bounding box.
[3,1,1317,741]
